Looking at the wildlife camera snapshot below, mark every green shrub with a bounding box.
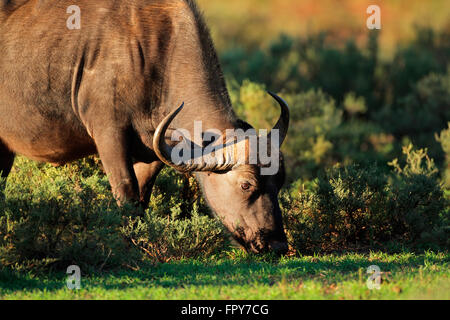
[149,168,211,220]
[436,123,450,189]
[283,145,448,254]
[0,158,229,271]
[122,211,230,263]
[388,145,447,249]
[376,70,450,165]
[386,28,450,100]
[0,157,135,271]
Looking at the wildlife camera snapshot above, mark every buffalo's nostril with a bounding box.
[268,241,289,255]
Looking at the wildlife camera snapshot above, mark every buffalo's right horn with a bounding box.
[267,91,290,148]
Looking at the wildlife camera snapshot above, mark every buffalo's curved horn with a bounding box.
[267,91,290,148]
[153,92,290,173]
[153,103,189,172]
[153,103,236,173]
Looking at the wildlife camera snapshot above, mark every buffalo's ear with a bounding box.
[235,119,254,131]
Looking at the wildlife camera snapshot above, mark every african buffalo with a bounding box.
[0,0,290,254]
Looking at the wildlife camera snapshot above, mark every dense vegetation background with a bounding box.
[0,0,449,275]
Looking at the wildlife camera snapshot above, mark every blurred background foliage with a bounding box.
[0,0,449,271]
[198,0,450,58]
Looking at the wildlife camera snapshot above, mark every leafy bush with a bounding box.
[0,157,134,271]
[0,158,229,271]
[122,212,229,263]
[376,70,450,165]
[386,28,450,100]
[148,168,211,220]
[388,145,447,249]
[283,145,448,254]
[436,123,450,189]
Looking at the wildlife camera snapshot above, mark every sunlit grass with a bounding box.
[1,251,448,300]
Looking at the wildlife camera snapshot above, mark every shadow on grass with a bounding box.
[1,252,447,293]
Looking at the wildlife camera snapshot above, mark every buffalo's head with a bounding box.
[153,92,290,255]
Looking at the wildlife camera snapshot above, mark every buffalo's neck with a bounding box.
[160,0,237,134]
[134,1,239,152]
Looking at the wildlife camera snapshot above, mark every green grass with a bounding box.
[1,251,448,300]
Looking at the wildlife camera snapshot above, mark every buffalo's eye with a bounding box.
[240,183,251,191]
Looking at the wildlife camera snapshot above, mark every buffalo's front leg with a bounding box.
[94,128,139,205]
[134,161,164,208]
[0,141,14,198]
[0,141,15,179]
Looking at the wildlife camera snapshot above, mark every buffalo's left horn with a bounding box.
[153,103,236,173]
[153,103,188,172]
